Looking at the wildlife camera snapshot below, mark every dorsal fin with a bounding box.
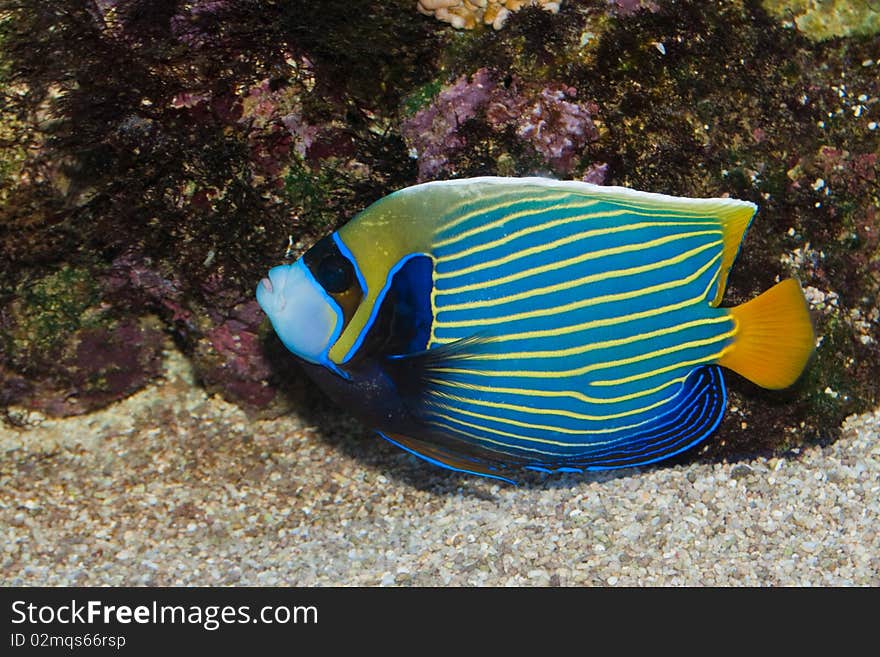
[712,200,757,306]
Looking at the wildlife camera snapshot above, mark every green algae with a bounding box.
[762,0,880,40]
[6,266,103,373]
[401,80,444,118]
[283,160,352,235]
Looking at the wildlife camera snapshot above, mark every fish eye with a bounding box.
[315,254,354,294]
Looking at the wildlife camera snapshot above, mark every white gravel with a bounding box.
[2,348,878,586]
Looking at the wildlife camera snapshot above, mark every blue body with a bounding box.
[258,178,761,481]
[418,193,736,472]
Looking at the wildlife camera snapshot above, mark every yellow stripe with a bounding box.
[442,315,733,361]
[436,237,722,313]
[433,267,722,345]
[436,221,718,283]
[435,191,573,238]
[437,210,715,266]
[429,399,670,437]
[428,419,579,456]
[434,186,720,244]
[436,224,720,296]
[430,327,736,379]
[591,344,736,386]
[426,374,688,406]
[434,198,601,249]
[428,408,650,446]
[435,251,722,329]
[428,387,676,422]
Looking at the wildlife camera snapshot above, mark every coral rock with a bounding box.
[417,0,562,31]
[402,69,598,179]
[401,68,497,179]
[608,0,660,16]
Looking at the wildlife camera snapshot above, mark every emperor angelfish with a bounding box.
[257,177,814,483]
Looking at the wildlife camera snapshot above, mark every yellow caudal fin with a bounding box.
[718,279,815,389]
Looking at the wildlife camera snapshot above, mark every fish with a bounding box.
[256,177,815,483]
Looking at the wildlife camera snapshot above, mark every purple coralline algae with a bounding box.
[401,68,496,179]
[607,0,660,16]
[1,287,165,418]
[236,76,328,183]
[402,69,599,180]
[102,251,287,413]
[196,302,276,410]
[505,83,599,174]
[581,162,610,185]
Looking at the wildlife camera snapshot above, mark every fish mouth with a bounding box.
[258,266,290,313]
[256,273,280,314]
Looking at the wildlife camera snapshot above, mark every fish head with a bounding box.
[258,236,423,432]
[257,234,366,375]
[256,258,344,367]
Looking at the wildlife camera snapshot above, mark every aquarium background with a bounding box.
[1,1,878,586]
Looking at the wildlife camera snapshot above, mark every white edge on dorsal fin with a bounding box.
[398,176,758,213]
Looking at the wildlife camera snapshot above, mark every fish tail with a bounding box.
[717,279,815,389]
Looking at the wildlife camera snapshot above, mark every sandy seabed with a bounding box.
[2,348,878,586]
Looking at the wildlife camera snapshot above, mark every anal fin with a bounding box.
[378,431,516,484]
[570,365,726,469]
